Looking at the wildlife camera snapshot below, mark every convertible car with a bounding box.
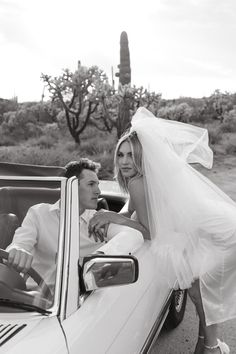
[0,162,187,354]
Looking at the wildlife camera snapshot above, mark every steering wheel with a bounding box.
[0,248,52,299]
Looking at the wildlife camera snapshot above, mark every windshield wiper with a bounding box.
[0,298,52,315]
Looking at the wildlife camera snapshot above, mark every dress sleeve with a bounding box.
[99,224,144,255]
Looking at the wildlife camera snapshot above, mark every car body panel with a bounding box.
[0,164,185,353]
[62,243,172,354]
[0,315,67,354]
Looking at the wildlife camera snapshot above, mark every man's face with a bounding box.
[79,169,101,214]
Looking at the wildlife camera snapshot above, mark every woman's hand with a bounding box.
[89,224,109,243]
[89,210,125,241]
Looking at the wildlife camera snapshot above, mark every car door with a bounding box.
[61,178,172,354]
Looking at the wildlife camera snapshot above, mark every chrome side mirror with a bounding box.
[82,254,139,291]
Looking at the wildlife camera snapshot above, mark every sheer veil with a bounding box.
[130,107,236,325]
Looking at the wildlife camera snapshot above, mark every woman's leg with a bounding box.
[188,280,221,353]
[192,320,205,354]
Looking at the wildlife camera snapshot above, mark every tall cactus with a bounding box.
[116,31,131,85]
[116,31,132,138]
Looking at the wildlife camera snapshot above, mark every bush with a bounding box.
[1,111,43,141]
[56,111,68,133]
[28,124,60,149]
[221,109,236,133]
[33,136,57,149]
[0,137,115,180]
[157,102,193,123]
[0,126,17,146]
[225,141,236,154]
[208,125,222,145]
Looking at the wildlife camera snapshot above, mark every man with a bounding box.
[6,158,143,287]
[6,159,102,276]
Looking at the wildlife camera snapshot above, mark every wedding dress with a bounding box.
[130,107,236,325]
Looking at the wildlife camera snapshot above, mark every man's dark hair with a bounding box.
[64,158,101,179]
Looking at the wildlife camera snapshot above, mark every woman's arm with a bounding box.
[89,178,150,240]
[128,176,150,240]
[89,210,149,239]
[118,199,134,218]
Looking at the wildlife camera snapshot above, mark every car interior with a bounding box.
[0,185,115,250]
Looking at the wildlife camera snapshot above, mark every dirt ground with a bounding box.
[193,153,236,202]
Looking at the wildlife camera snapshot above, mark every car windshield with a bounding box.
[0,178,63,313]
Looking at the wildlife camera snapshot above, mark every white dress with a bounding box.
[131,107,236,326]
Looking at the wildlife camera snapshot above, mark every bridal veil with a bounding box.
[130,107,236,325]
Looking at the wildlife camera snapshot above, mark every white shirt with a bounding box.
[7,202,103,288]
[7,201,60,288]
[80,209,103,258]
[7,201,144,288]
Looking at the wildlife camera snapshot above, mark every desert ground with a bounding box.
[195,153,236,202]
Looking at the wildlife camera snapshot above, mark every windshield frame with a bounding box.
[0,176,67,316]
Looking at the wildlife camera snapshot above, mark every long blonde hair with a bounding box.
[114,130,143,193]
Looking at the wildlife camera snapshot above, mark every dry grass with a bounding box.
[0,122,235,183]
[0,128,117,179]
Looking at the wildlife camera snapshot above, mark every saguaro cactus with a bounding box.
[116,31,132,138]
[116,31,131,85]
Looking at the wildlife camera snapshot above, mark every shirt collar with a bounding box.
[80,209,94,224]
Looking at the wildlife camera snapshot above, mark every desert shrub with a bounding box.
[0,118,116,179]
[0,140,114,179]
[42,123,60,139]
[97,150,115,179]
[0,126,17,146]
[0,98,18,115]
[208,125,222,145]
[25,123,43,138]
[79,140,111,156]
[28,123,60,149]
[81,124,115,141]
[1,110,42,141]
[80,133,115,155]
[225,141,236,154]
[63,141,79,153]
[0,145,78,166]
[221,108,236,133]
[157,102,193,123]
[56,111,68,133]
[33,136,57,149]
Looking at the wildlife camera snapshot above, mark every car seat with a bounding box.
[0,187,60,249]
[0,186,108,249]
[0,213,20,250]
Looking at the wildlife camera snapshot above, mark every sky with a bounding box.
[0,0,236,102]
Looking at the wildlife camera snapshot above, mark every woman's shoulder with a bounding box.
[128,175,144,191]
[128,175,147,211]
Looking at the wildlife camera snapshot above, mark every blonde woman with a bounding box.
[89,107,236,354]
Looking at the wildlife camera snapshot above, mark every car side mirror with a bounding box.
[82,254,139,291]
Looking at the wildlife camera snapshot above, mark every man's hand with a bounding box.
[7,248,33,274]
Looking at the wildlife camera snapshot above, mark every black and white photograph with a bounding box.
[0,1,236,353]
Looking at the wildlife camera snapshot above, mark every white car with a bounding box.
[0,163,187,354]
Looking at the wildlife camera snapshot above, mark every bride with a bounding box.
[89,107,236,354]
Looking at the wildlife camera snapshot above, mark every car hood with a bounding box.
[0,315,67,354]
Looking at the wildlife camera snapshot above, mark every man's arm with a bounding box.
[6,207,38,273]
